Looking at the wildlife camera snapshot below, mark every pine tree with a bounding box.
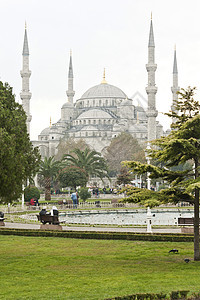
[123,87,200,260]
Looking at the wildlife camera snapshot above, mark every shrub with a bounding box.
[24,186,40,202]
[79,187,91,202]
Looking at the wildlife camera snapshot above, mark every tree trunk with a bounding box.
[45,177,51,201]
[194,159,200,261]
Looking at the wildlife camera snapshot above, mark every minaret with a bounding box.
[20,25,32,135]
[20,23,32,135]
[146,15,158,141]
[66,50,75,103]
[171,46,180,123]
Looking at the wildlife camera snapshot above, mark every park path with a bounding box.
[3,222,181,234]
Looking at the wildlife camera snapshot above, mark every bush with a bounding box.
[24,186,40,202]
[79,187,91,202]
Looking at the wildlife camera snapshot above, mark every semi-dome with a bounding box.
[81,83,127,99]
[77,109,112,119]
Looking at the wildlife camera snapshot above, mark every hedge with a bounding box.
[105,290,195,299]
[0,228,194,242]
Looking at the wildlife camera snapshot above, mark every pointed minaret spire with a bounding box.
[146,15,158,141]
[20,23,32,135]
[66,50,75,103]
[23,22,29,55]
[171,46,180,123]
[148,13,155,47]
[173,45,178,74]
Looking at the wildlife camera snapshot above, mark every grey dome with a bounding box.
[40,127,50,135]
[81,83,127,99]
[62,102,74,109]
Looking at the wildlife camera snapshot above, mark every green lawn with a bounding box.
[0,236,199,299]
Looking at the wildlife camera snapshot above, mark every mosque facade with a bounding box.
[20,19,179,158]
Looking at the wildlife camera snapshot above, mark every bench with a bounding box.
[178,217,197,225]
[37,214,60,225]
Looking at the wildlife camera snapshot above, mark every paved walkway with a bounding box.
[3,222,182,234]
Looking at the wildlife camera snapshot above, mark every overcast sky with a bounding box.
[0,0,199,140]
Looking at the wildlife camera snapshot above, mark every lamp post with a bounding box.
[145,142,151,190]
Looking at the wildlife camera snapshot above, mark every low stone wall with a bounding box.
[181,227,194,234]
[40,224,62,231]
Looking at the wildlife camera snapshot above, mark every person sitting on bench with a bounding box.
[50,206,59,216]
[39,207,47,216]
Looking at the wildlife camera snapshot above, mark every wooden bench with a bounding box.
[178,217,196,225]
[37,214,60,225]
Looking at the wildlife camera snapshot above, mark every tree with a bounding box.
[0,82,40,203]
[62,148,109,183]
[38,157,61,200]
[58,166,87,190]
[116,167,133,186]
[79,187,91,202]
[104,132,145,176]
[122,87,200,261]
[24,186,40,202]
[54,138,89,161]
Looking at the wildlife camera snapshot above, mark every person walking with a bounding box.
[71,192,78,208]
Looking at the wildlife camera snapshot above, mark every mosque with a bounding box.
[20,19,179,159]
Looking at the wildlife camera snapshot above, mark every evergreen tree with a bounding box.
[122,87,200,261]
[0,82,40,203]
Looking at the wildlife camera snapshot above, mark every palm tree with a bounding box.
[38,156,61,200]
[62,148,109,183]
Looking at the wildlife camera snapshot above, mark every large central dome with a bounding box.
[81,83,127,99]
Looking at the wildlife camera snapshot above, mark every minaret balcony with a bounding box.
[145,86,158,94]
[20,70,31,77]
[146,64,157,72]
[20,91,32,99]
[66,90,75,97]
[146,109,158,118]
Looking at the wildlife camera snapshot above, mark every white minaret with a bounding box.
[66,50,75,103]
[171,46,180,123]
[146,15,158,141]
[20,24,32,135]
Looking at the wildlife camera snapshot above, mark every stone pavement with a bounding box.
[3,222,182,234]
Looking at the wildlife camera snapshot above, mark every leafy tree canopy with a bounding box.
[58,166,87,190]
[55,138,89,161]
[62,147,109,183]
[104,132,145,176]
[38,156,61,200]
[116,167,134,187]
[0,82,41,203]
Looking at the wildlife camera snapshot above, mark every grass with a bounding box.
[0,236,199,299]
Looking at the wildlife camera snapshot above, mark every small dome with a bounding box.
[62,102,74,109]
[81,83,127,99]
[136,105,145,112]
[40,127,50,135]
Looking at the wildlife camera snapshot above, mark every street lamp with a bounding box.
[145,142,151,190]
